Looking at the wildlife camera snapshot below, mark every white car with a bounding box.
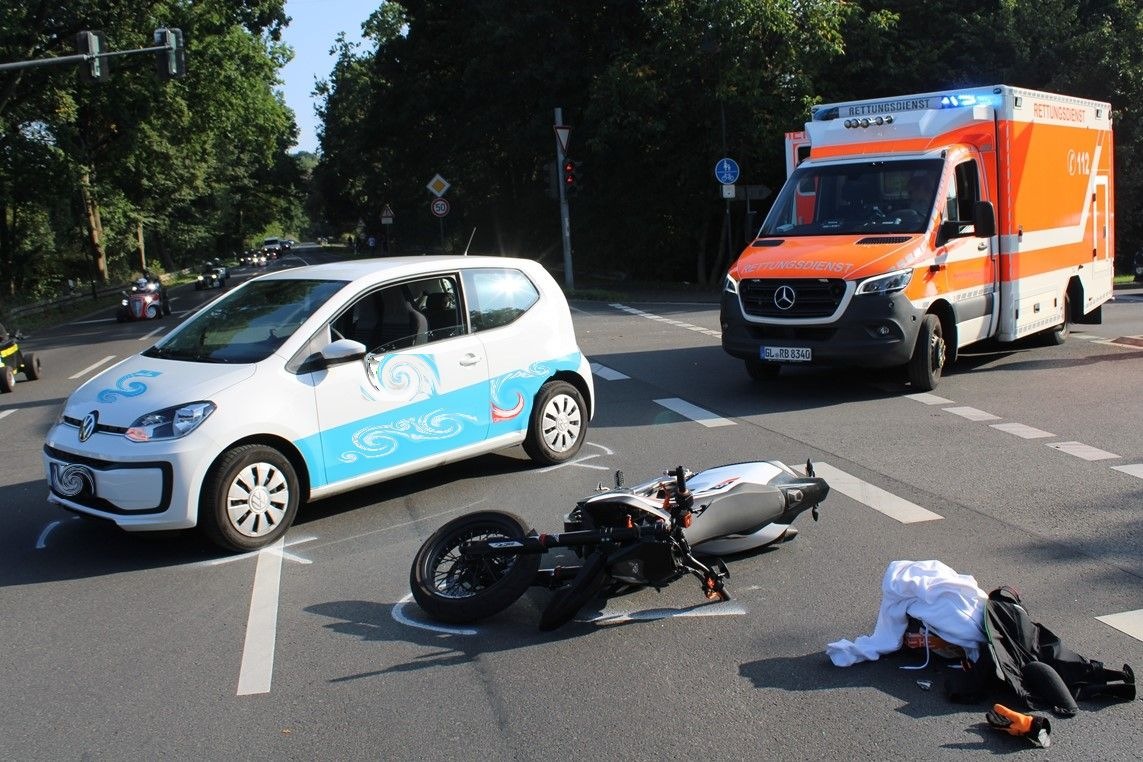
[44,256,595,551]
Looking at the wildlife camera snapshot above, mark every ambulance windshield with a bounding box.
[760,159,942,237]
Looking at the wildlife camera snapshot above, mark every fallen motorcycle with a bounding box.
[410,459,828,631]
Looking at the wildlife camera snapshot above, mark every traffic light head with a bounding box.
[75,31,109,82]
[563,159,577,192]
[154,28,187,80]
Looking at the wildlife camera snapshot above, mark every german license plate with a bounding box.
[762,346,811,362]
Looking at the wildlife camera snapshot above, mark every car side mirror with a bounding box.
[320,338,367,366]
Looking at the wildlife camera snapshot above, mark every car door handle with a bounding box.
[459,353,482,366]
[978,241,989,250]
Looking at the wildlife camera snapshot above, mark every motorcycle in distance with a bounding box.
[410,459,829,631]
[116,276,171,322]
[0,322,42,393]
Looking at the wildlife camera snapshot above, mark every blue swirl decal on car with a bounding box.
[490,361,550,422]
[339,409,480,462]
[362,353,439,402]
[97,370,162,403]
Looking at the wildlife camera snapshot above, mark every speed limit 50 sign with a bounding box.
[430,198,450,217]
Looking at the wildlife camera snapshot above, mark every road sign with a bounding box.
[554,125,570,155]
[381,204,394,225]
[721,183,736,199]
[715,158,740,185]
[426,174,451,197]
[430,197,450,217]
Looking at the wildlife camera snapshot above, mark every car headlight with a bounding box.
[121,299,128,306]
[125,401,216,442]
[196,275,204,281]
[855,269,912,296]
[723,274,740,294]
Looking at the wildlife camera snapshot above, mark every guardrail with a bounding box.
[2,283,129,324]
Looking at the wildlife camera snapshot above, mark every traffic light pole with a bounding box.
[0,32,183,79]
[554,107,574,291]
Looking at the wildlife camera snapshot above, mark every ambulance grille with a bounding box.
[739,279,846,318]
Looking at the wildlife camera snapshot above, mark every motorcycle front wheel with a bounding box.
[410,511,541,624]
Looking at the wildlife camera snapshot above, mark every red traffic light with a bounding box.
[563,159,576,186]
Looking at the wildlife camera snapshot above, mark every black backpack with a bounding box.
[946,587,1135,715]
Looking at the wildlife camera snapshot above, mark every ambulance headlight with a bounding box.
[723,274,739,294]
[856,269,912,296]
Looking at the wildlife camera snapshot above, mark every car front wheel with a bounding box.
[200,444,300,552]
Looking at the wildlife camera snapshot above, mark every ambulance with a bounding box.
[720,84,1114,390]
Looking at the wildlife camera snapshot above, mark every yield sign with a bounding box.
[554,124,570,155]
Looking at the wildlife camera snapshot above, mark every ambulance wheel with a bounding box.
[1045,294,1069,346]
[0,364,14,393]
[22,352,41,381]
[907,314,945,391]
[745,358,781,381]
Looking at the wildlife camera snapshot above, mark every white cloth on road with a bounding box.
[826,559,987,667]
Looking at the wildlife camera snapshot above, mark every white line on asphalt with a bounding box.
[1096,609,1143,642]
[811,462,943,523]
[1111,464,1143,479]
[0,409,14,420]
[609,303,721,337]
[591,362,630,381]
[139,325,166,341]
[586,600,746,625]
[990,422,1055,439]
[943,406,1001,421]
[392,594,477,635]
[1045,441,1120,461]
[905,392,955,405]
[69,355,115,379]
[193,535,315,567]
[36,520,63,549]
[237,537,284,696]
[654,398,735,428]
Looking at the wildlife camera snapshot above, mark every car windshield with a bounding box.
[759,159,942,237]
[144,279,346,363]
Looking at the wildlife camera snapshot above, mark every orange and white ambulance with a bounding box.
[721,84,1114,390]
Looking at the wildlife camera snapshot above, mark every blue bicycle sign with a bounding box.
[714,158,740,184]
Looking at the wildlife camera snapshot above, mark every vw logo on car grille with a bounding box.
[774,285,797,310]
[79,411,98,442]
[52,463,96,498]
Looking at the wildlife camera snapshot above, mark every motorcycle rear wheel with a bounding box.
[410,511,541,624]
[538,550,607,631]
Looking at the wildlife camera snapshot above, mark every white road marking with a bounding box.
[1096,609,1143,642]
[1111,464,1143,479]
[138,325,166,341]
[943,406,1001,421]
[392,594,477,635]
[193,535,315,567]
[609,303,721,337]
[990,422,1055,439]
[36,520,62,549]
[237,537,284,696]
[586,600,746,625]
[591,362,630,381]
[0,409,14,420]
[1045,441,1120,461]
[69,355,115,379]
[654,398,735,428]
[906,392,954,405]
[811,462,943,523]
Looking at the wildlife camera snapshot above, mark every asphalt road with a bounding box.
[1,253,1140,760]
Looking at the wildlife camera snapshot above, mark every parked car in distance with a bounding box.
[44,256,595,551]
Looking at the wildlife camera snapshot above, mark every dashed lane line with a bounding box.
[944,406,1001,422]
[811,462,943,524]
[990,422,1055,439]
[1096,609,1143,643]
[0,410,14,421]
[1112,464,1143,478]
[1044,441,1120,461]
[609,303,722,338]
[591,362,629,381]
[69,355,115,380]
[654,397,735,428]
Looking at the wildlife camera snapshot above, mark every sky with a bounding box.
[279,0,379,154]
